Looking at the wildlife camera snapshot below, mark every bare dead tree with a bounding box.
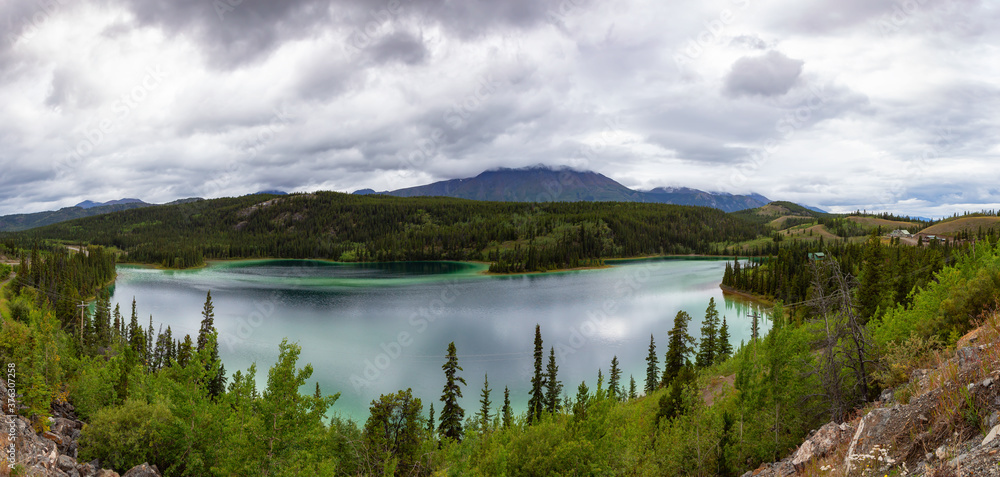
[808,258,849,422]
[807,256,881,420]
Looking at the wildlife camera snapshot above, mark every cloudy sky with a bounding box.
[1,0,998,217]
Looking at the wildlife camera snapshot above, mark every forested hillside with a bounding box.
[3,233,999,475]
[13,192,766,271]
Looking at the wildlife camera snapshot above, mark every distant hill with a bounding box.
[0,201,153,232]
[0,198,203,232]
[252,190,288,196]
[920,216,1000,237]
[75,198,146,209]
[353,166,770,212]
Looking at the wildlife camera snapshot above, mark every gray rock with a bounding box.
[59,454,78,471]
[122,462,162,477]
[982,424,1000,447]
[78,463,97,477]
[792,421,854,471]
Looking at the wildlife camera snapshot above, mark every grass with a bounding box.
[846,216,920,231]
[920,217,1000,236]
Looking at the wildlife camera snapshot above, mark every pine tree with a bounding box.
[573,381,590,417]
[608,355,622,400]
[527,324,545,424]
[177,334,194,367]
[663,310,695,388]
[645,334,659,393]
[717,316,733,362]
[751,311,760,342]
[127,298,146,364]
[501,387,513,429]
[195,291,225,398]
[93,291,112,350]
[544,347,562,413]
[197,291,215,352]
[478,373,492,432]
[112,303,122,344]
[696,297,720,367]
[438,342,466,442]
[628,375,637,400]
[427,403,435,434]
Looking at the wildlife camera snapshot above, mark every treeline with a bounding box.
[722,233,954,309]
[6,244,117,334]
[11,193,766,272]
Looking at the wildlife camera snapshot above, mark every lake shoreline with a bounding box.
[117,254,732,276]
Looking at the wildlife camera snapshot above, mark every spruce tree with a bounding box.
[478,373,492,432]
[112,303,122,345]
[608,355,622,400]
[527,324,545,424]
[573,381,590,417]
[628,375,637,400]
[663,310,695,388]
[501,387,513,429]
[427,403,435,434]
[197,291,215,352]
[438,341,466,441]
[696,297,719,367]
[544,346,562,413]
[645,334,659,393]
[717,316,733,362]
[177,334,194,367]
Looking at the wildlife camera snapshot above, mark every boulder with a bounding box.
[122,462,162,477]
[791,421,854,471]
[96,470,121,477]
[983,424,1000,447]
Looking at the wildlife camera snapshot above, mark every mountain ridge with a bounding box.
[354,166,770,212]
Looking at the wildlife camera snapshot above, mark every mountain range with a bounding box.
[354,167,771,212]
[0,198,203,232]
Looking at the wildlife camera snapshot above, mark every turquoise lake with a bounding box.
[109,258,769,422]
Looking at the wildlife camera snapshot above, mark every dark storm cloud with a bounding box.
[115,0,335,68]
[366,31,428,65]
[724,51,804,97]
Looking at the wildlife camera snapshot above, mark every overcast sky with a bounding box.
[1,0,997,217]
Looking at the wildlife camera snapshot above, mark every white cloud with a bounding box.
[0,0,997,216]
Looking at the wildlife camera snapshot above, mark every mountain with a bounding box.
[641,187,769,212]
[74,198,146,209]
[354,166,770,212]
[0,198,205,232]
[0,201,153,232]
[252,190,288,196]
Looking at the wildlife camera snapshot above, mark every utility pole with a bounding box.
[77,301,88,349]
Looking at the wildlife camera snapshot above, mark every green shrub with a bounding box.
[78,398,173,473]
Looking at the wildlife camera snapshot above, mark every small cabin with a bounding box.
[808,252,826,261]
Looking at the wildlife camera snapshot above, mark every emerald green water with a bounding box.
[110,258,768,422]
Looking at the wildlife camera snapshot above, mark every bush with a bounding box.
[78,398,173,473]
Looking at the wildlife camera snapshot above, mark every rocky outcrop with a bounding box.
[743,337,1000,476]
[791,422,854,471]
[2,379,162,477]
